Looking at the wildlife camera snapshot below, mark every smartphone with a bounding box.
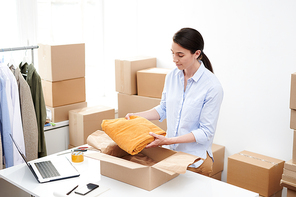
[74,183,99,196]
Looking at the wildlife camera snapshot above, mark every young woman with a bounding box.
[125,27,223,176]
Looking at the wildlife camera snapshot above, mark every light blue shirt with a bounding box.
[155,62,223,167]
[0,75,14,167]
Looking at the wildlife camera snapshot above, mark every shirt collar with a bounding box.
[176,61,206,82]
[19,62,36,81]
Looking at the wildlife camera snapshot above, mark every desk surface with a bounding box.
[0,149,259,197]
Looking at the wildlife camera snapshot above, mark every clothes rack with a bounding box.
[0,45,39,64]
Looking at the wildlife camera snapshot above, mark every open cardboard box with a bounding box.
[86,130,200,191]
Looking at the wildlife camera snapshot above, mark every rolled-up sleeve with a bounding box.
[154,90,167,122]
[192,84,224,144]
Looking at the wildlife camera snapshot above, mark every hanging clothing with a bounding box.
[10,66,38,161]
[0,64,25,166]
[19,63,47,157]
[0,133,2,169]
[0,69,14,167]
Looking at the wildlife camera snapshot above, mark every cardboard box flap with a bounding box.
[86,152,146,170]
[87,130,116,152]
[153,151,201,174]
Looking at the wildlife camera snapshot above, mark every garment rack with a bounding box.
[0,45,39,65]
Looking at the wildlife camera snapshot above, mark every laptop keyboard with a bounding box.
[34,161,60,179]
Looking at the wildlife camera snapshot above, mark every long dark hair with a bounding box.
[173,28,213,73]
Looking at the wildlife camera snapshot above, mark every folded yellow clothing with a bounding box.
[101,115,166,155]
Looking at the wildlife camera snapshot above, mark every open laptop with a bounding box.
[10,134,80,183]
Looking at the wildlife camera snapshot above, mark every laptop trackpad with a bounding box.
[51,157,79,177]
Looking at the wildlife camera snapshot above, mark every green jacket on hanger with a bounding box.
[19,63,47,158]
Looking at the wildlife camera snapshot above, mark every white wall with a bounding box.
[102,0,296,184]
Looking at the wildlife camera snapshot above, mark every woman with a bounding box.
[125,27,223,176]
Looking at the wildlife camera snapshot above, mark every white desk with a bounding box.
[0,149,259,197]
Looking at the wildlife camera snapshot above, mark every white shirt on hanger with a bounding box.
[0,64,25,166]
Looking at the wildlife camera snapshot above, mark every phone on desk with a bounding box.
[74,183,99,196]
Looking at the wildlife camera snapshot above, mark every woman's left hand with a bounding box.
[146,132,170,148]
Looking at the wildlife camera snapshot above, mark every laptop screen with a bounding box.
[9,134,29,164]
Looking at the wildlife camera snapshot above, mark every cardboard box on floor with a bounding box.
[291,72,296,110]
[117,92,167,131]
[69,106,115,146]
[38,43,85,82]
[137,68,172,99]
[210,143,225,178]
[46,102,87,123]
[227,150,284,197]
[42,77,86,107]
[86,130,201,191]
[115,56,156,95]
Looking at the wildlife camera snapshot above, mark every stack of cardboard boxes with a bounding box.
[39,43,116,148]
[280,72,296,197]
[115,56,225,180]
[115,56,167,130]
[38,43,87,123]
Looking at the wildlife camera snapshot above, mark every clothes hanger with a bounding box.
[21,47,29,77]
[21,47,28,66]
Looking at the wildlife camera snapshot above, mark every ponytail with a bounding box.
[173,28,214,73]
[200,52,214,73]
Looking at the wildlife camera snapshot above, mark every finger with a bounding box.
[145,143,152,148]
[149,132,158,137]
[146,142,155,149]
[125,113,131,120]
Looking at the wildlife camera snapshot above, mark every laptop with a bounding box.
[10,134,80,183]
